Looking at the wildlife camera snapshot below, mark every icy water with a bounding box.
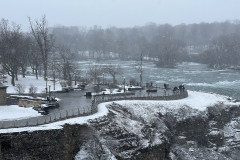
[77,60,240,100]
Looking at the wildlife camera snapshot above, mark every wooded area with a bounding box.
[0,16,240,86]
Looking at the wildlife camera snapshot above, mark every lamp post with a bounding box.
[53,72,56,90]
[123,77,126,94]
[48,84,51,98]
[124,77,126,107]
[102,73,105,85]
[45,76,48,93]
[74,72,77,85]
[140,72,142,87]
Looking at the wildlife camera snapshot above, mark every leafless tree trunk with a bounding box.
[0,19,23,86]
[28,15,54,80]
[104,64,123,84]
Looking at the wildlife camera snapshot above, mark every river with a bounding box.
[77,60,240,100]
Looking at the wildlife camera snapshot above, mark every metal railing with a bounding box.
[94,90,188,103]
[0,104,97,129]
[0,90,188,129]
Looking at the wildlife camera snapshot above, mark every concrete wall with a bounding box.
[0,124,93,160]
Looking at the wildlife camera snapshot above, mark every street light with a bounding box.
[124,77,126,107]
[45,76,48,93]
[53,71,56,90]
[123,77,126,93]
[48,84,51,98]
[74,72,77,85]
[140,72,142,87]
[102,73,105,85]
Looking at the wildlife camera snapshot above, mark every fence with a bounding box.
[0,104,97,129]
[0,91,188,129]
[94,90,188,103]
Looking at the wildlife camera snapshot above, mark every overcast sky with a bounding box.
[0,0,240,31]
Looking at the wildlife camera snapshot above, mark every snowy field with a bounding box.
[0,105,42,121]
[4,75,62,94]
[0,90,238,133]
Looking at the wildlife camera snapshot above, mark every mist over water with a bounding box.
[78,60,240,100]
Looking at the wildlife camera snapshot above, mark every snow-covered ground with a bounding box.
[0,102,109,133]
[96,88,123,95]
[115,90,238,112]
[0,105,42,121]
[0,90,238,133]
[5,75,62,94]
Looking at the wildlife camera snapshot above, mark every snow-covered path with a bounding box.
[1,90,238,134]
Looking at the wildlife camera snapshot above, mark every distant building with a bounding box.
[0,83,7,105]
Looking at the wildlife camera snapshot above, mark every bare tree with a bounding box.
[27,35,41,79]
[28,15,54,80]
[29,84,38,97]
[88,65,103,84]
[104,64,123,84]
[15,83,25,95]
[133,53,143,87]
[54,45,79,86]
[0,19,23,86]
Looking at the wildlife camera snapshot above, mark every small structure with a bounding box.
[0,83,8,105]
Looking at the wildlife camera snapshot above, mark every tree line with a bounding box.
[0,16,79,86]
[52,21,240,67]
[1,16,240,86]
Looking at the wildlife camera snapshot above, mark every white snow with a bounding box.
[0,105,42,121]
[94,88,124,95]
[5,75,62,93]
[114,90,239,112]
[0,102,109,133]
[0,90,237,133]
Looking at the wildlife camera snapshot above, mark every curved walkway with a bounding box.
[0,90,188,129]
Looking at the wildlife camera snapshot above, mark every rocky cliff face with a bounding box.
[76,102,240,160]
[1,101,240,160]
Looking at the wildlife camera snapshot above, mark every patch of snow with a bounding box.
[1,90,236,134]
[114,91,240,112]
[5,75,62,94]
[0,105,41,121]
[98,88,124,95]
[0,102,109,133]
[209,130,221,136]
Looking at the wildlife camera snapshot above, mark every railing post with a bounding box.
[26,120,28,127]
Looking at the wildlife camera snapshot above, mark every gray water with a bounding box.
[77,60,240,100]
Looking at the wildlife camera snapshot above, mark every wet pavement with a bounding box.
[46,85,174,114]
[49,85,94,113]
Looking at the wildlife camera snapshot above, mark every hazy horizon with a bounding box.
[1,0,240,31]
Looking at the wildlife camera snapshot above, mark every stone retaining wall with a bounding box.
[0,124,93,160]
